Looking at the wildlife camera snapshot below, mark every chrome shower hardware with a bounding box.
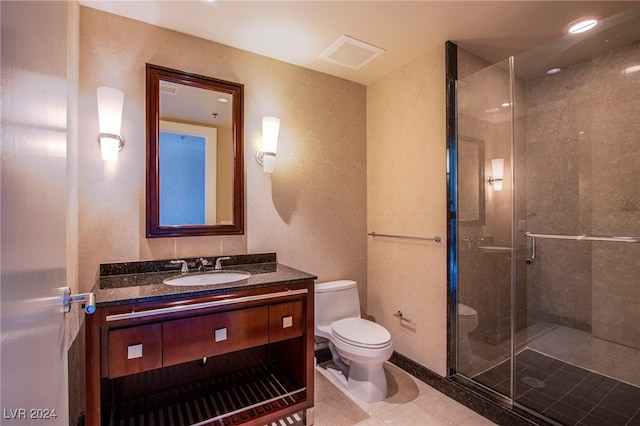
[524,232,640,265]
[526,236,536,265]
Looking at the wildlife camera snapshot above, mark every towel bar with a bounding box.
[368,231,441,243]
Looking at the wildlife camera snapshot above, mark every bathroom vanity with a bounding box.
[85,254,316,425]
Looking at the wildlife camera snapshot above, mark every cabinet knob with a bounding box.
[214,328,228,342]
[127,344,143,359]
[282,316,293,328]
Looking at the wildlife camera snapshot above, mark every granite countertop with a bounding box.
[94,253,317,307]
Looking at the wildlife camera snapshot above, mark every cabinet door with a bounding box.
[269,301,303,343]
[108,323,163,378]
[163,306,269,367]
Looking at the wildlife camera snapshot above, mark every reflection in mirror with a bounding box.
[159,123,216,226]
[146,64,244,237]
[458,136,485,224]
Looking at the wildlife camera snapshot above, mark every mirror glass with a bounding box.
[146,64,244,237]
[458,136,485,224]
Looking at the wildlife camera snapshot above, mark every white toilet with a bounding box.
[458,303,479,369]
[314,280,393,403]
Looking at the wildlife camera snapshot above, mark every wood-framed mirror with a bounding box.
[457,136,485,225]
[146,64,244,238]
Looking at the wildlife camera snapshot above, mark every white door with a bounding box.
[1,2,73,424]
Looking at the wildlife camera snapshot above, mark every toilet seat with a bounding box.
[331,318,391,349]
[458,303,478,319]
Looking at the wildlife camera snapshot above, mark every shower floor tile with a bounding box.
[473,349,640,425]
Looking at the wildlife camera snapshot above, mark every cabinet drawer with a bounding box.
[163,306,269,367]
[108,323,162,378]
[269,301,303,343]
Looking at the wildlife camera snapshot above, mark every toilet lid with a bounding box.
[458,303,477,318]
[331,318,391,349]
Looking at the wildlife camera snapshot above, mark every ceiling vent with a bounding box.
[160,83,179,95]
[319,35,385,70]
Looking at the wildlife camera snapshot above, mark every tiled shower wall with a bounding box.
[524,42,640,349]
[456,41,639,351]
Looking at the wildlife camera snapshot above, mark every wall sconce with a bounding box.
[255,116,280,173]
[97,87,124,161]
[488,158,504,191]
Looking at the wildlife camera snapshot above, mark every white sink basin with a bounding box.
[163,272,250,286]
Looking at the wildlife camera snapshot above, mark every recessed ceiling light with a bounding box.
[546,68,562,75]
[567,18,598,34]
[623,65,640,74]
[218,98,229,103]
[501,102,511,108]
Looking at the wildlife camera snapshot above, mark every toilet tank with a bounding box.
[314,280,361,328]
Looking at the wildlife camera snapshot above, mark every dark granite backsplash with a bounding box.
[100,252,277,276]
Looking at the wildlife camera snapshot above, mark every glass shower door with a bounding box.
[455,58,514,399]
[455,6,640,424]
[511,9,640,422]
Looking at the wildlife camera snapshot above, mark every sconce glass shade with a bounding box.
[490,158,504,191]
[259,116,280,173]
[97,87,124,161]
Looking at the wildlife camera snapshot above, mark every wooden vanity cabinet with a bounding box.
[86,281,315,426]
[163,305,270,366]
[108,323,162,378]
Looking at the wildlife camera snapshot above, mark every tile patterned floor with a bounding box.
[311,362,496,426]
[463,323,639,391]
[267,324,640,425]
[474,349,640,426]
[526,326,640,388]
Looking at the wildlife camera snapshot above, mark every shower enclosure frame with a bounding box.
[446,43,566,424]
[447,6,640,424]
[446,41,523,413]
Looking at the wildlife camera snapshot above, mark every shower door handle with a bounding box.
[525,236,536,265]
[524,231,640,265]
[524,232,640,243]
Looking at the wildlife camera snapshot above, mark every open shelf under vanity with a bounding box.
[106,352,306,426]
[87,279,315,426]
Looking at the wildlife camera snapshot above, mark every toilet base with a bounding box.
[326,362,388,403]
[326,364,348,387]
[347,362,388,403]
[326,342,388,403]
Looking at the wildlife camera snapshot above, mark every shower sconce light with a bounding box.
[488,158,504,191]
[97,87,124,161]
[255,116,280,173]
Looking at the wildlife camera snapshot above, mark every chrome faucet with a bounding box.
[170,259,189,274]
[196,257,210,272]
[215,256,231,270]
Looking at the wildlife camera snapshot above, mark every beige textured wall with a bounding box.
[78,8,367,306]
[367,45,448,376]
